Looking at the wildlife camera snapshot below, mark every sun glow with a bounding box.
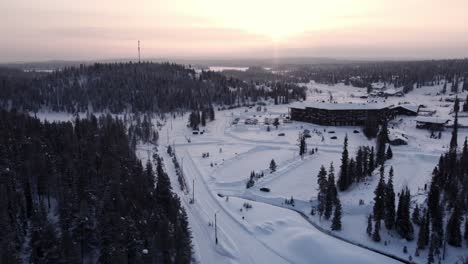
[190,0,373,41]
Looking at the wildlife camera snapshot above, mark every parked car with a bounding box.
[278,133,285,136]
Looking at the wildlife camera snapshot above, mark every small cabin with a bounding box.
[415,117,450,131]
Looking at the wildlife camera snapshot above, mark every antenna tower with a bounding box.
[138,40,141,63]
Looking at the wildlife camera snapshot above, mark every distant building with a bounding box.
[289,103,390,126]
[289,102,420,126]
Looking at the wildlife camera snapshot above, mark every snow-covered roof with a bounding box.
[292,102,389,111]
[388,131,408,143]
[391,104,420,113]
[384,88,403,95]
[415,116,450,124]
[371,83,385,89]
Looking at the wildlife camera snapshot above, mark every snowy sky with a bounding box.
[1,0,468,62]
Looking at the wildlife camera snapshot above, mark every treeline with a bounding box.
[364,99,468,263]
[0,62,306,114]
[421,99,468,262]
[288,59,468,90]
[0,110,192,263]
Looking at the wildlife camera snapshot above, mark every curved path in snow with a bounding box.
[160,111,409,264]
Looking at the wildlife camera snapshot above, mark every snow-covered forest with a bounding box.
[1,59,468,264]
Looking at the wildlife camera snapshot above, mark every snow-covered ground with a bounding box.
[158,82,467,264]
[36,81,468,263]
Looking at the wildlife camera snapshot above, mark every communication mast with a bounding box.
[138,40,141,63]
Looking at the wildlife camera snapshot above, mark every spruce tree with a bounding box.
[368,147,375,175]
[209,105,215,121]
[298,133,307,157]
[362,147,369,178]
[201,110,206,126]
[338,135,349,191]
[155,157,173,214]
[412,204,421,225]
[367,214,373,237]
[317,165,328,217]
[384,166,396,230]
[269,159,277,173]
[464,95,468,112]
[373,165,386,223]
[246,171,255,189]
[376,121,388,165]
[386,145,393,160]
[464,217,468,246]
[446,204,462,247]
[331,198,342,231]
[372,220,381,242]
[396,187,414,240]
[449,97,459,151]
[324,163,337,220]
[417,212,430,249]
[427,240,435,264]
[356,147,364,182]
[347,158,356,187]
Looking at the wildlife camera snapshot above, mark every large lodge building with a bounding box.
[289,102,419,126]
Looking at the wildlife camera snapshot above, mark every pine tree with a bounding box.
[373,165,386,223]
[386,145,393,160]
[331,198,342,231]
[317,166,328,217]
[446,204,462,247]
[384,166,396,230]
[338,135,349,191]
[269,159,277,173]
[367,214,373,237]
